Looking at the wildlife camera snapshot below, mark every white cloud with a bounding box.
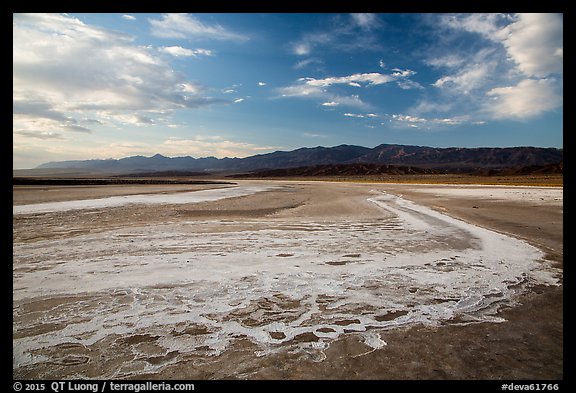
[432,13,563,121]
[441,13,509,40]
[13,13,227,138]
[303,132,328,138]
[290,32,331,56]
[258,82,267,86]
[379,59,385,68]
[321,102,339,107]
[391,114,427,123]
[410,100,453,114]
[162,137,279,158]
[426,54,465,69]
[397,80,424,90]
[303,73,395,87]
[389,113,470,129]
[350,13,380,29]
[294,57,324,70]
[344,112,378,119]
[433,62,494,94]
[233,98,245,103]
[485,78,562,119]
[441,13,562,78]
[15,130,64,140]
[278,81,370,109]
[333,95,367,108]
[292,42,312,56]
[279,84,325,98]
[149,13,248,41]
[303,69,420,90]
[391,68,416,78]
[112,114,156,126]
[160,46,213,57]
[122,15,136,21]
[289,16,383,56]
[278,68,420,110]
[179,82,203,94]
[500,13,563,77]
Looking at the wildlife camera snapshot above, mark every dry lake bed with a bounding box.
[13,180,563,379]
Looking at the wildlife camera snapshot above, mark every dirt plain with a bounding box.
[12,180,563,380]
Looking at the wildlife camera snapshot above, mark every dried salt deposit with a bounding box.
[12,185,561,378]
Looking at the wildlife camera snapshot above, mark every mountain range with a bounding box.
[36,144,563,175]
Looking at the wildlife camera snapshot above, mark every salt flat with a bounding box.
[12,185,276,215]
[12,181,563,379]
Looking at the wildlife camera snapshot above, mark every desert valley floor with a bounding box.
[13,180,563,379]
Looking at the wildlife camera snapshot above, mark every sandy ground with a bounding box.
[12,180,562,380]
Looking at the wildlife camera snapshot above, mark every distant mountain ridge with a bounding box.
[36,143,563,174]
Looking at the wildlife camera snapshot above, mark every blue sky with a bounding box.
[13,13,563,168]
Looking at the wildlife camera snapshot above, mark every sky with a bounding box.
[13,13,563,169]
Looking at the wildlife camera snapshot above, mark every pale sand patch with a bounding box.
[13,185,277,215]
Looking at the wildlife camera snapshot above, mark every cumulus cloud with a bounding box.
[435,13,563,120]
[148,13,248,41]
[159,46,213,57]
[13,13,228,138]
[444,13,563,78]
[485,78,562,119]
[500,13,563,77]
